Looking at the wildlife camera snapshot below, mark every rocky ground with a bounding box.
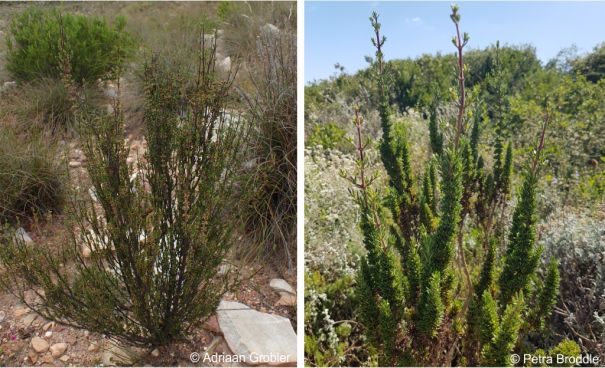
[0,137,297,367]
[0,270,296,367]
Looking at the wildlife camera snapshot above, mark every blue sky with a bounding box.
[305,1,605,83]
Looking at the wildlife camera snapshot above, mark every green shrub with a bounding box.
[305,271,375,367]
[348,7,560,366]
[6,8,135,84]
[0,37,249,347]
[307,123,350,151]
[550,339,581,367]
[0,128,65,223]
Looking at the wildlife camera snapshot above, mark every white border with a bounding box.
[296,0,305,366]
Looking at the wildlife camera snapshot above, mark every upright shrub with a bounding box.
[6,8,134,84]
[0,35,249,347]
[242,22,297,269]
[0,128,65,223]
[350,6,560,366]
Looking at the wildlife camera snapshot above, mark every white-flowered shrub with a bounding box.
[539,207,605,359]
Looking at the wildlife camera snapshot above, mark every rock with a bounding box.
[276,293,296,307]
[218,56,231,72]
[27,350,38,364]
[69,161,82,168]
[42,354,54,364]
[203,33,215,45]
[89,187,98,202]
[1,80,16,92]
[21,313,38,327]
[203,314,221,334]
[151,349,159,358]
[71,149,83,160]
[31,337,50,353]
[218,263,233,276]
[82,246,92,258]
[44,331,53,338]
[217,300,296,366]
[269,279,295,295]
[101,342,144,366]
[87,342,99,352]
[105,84,118,98]
[50,343,67,358]
[14,307,30,318]
[60,355,70,362]
[15,227,33,245]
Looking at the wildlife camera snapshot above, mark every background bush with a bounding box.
[242,20,297,271]
[0,78,104,132]
[539,207,605,361]
[0,128,65,223]
[6,8,134,84]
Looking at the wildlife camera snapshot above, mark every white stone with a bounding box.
[276,293,296,307]
[31,337,49,353]
[101,342,144,366]
[217,300,296,366]
[15,227,33,244]
[218,56,231,72]
[50,343,67,358]
[269,279,295,295]
[44,331,53,338]
[151,349,159,357]
[218,263,232,276]
[88,187,98,202]
[1,81,16,92]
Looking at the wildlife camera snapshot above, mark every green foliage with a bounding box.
[479,290,499,345]
[344,6,564,367]
[532,257,560,330]
[572,43,605,83]
[0,128,66,223]
[307,123,349,151]
[499,169,541,306]
[6,8,135,84]
[305,271,373,366]
[550,339,581,367]
[416,271,444,337]
[216,1,239,21]
[481,293,525,366]
[0,39,249,347]
[378,299,397,365]
[427,150,462,274]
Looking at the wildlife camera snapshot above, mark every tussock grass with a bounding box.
[0,128,66,223]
